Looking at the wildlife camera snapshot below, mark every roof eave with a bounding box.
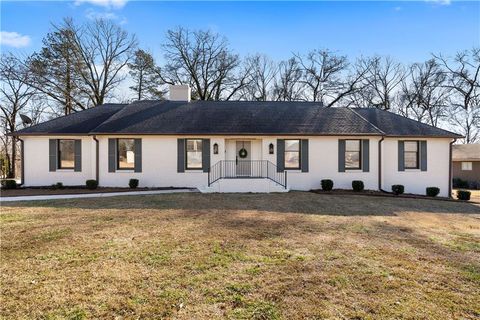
[10,132,91,136]
[11,132,463,138]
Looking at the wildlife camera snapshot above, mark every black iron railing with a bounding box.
[208,160,287,189]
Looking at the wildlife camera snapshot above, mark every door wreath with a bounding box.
[238,148,248,158]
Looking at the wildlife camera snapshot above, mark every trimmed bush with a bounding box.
[456,190,471,201]
[452,178,469,189]
[1,179,17,189]
[391,184,404,195]
[468,181,480,190]
[426,187,440,197]
[86,179,98,190]
[321,179,334,191]
[129,179,139,189]
[51,182,64,190]
[352,180,364,192]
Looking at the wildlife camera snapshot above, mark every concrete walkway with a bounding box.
[1,188,198,202]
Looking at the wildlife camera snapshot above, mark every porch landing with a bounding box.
[199,178,290,193]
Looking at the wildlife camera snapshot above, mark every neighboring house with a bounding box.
[12,85,461,196]
[452,144,480,184]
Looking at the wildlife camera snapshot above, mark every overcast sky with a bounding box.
[1,0,479,64]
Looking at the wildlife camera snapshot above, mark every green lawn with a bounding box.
[1,192,479,319]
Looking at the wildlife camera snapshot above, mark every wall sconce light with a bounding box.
[269,143,274,154]
[213,143,219,154]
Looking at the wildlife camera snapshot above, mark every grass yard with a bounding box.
[1,192,479,319]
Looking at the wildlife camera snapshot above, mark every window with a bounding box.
[404,141,419,169]
[345,140,361,169]
[285,139,300,169]
[117,139,135,170]
[461,162,473,171]
[186,139,203,169]
[58,139,75,169]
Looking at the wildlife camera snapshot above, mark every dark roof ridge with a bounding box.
[87,104,130,134]
[347,107,385,135]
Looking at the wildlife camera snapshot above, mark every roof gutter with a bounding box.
[449,138,457,198]
[93,135,99,184]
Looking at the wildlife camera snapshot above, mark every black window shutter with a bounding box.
[276,139,285,172]
[202,139,210,172]
[49,139,57,172]
[108,138,116,173]
[338,139,346,172]
[134,138,142,172]
[362,139,369,172]
[74,140,82,172]
[177,139,185,173]
[420,141,427,171]
[301,139,309,172]
[398,141,405,171]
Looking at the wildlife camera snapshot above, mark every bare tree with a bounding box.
[434,48,480,111]
[448,103,479,143]
[0,54,37,178]
[351,56,405,110]
[238,54,277,101]
[295,49,349,103]
[325,58,373,108]
[273,58,304,101]
[397,59,449,127]
[128,49,165,100]
[66,18,138,106]
[434,48,480,142]
[158,27,249,100]
[14,18,136,112]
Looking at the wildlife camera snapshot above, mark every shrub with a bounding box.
[453,178,469,189]
[129,179,139,189]
[426,187,440,197]
[456,190,471,201]
[352,180,364,192]
[468,180,480,190]
[391,184,404,195]
[321,179,334,191]
[52,182,64,190]
[1,179,17,189]
[85,179,98,190]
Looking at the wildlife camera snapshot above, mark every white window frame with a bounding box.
[461,162,472,171]
[186,139,203,170]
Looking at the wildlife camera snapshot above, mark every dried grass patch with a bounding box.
[1,192,479,319]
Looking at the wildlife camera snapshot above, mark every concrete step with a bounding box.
[199,178,289,193]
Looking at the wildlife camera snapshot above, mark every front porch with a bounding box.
[203,138,289,193]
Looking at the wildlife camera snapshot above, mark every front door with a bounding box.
[236,141,251,176]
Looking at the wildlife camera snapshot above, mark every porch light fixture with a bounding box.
[269,143,274,154]
[213,143,219,154]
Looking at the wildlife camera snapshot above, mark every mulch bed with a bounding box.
[310,189,470,203]
[0,186,189,198]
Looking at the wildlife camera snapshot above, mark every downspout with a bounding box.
[18,137,24,186]
[93,135,99,184]
[448,138,456,198]
[378,136,387,193]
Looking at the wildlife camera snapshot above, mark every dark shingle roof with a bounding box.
[91,101,380,135]
[13,100,461,138]
[353,108,461,138]
[14,104,125,135]
[452,144,480,161]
